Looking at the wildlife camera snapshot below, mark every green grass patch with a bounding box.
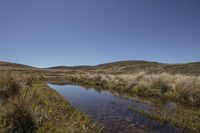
[28,81,102,132]
[0,73,102,133]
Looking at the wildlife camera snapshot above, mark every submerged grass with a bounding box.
[129,102,200,133]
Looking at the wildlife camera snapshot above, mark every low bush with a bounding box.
[0,73,20,99]
[1,98,37,133]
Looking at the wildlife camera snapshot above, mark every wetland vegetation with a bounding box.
[0,61,200,133]
[0,72,102,133]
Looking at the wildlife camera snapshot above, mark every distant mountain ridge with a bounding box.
[48,65,92,70]
[48,60,200,75]
[92,60,200,75]
[0,61,35,69]
[0,60,200,75]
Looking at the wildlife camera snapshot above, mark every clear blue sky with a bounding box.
[0,0,200,67]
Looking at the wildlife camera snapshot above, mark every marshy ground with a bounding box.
[0,61,200,133]
[0,73,102,133]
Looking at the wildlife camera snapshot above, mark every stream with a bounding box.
[48,84,190,133]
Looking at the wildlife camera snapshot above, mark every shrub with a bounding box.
[0,73,20,99]
[150,77,171,94]
[1,98,38,133]
[175,78,200,106]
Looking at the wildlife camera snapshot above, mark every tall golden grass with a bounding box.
[0,72,38,133]
[0,72,20,99]
[65,72,200,106]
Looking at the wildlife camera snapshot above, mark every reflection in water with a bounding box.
[48,84,188,133]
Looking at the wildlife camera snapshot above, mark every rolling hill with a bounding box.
[0,60,200,75]
[0,61,36,70]
[48,60,200,75]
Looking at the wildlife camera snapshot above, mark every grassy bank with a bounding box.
[64,72,200,107]
[61,72,200,132]
[0,73,102,133]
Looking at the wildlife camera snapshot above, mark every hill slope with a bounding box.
[92,61,200,75]
[0,60,200,75]
[49,60,200,75]
[0,61,36,70]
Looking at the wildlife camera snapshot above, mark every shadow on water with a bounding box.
[48,84,191,133]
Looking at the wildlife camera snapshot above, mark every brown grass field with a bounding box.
[0,61,200,132]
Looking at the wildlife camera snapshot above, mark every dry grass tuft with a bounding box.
[0,72,38,133]
[65,72,200,106]
[0,98,37,133]
[0,72,20,99]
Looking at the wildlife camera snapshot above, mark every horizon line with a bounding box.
[0,59,200,68]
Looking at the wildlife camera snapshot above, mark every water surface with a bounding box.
[48,84,188,133]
